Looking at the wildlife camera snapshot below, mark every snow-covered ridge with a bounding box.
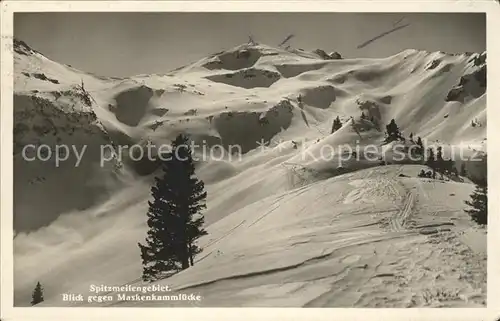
[13,39,487,307]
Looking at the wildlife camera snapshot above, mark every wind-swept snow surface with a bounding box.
[13,41,486,307]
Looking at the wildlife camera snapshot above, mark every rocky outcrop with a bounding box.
[213,100,294,153]
[13,38,41,56]
[112,85,154,126]
[206,68,281,89]
[313,49,343,60]
[329,51,342,59]
[13,92,122,233]
[202,47,264,71]
[446,53,486,103]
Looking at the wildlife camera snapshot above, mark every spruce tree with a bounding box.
[445,159,455,175]
[370,115,379,130]
[416,137,424,155]
[138,134,208,281]
[465,180,487,225]
[426,148,437,176]
[384,119,402,143]
[460,162,467,177]
[426,148,435,166]
[360,112,366,120]
[435,146,445,173]
[331,116,342,133]
[31,282,44,306]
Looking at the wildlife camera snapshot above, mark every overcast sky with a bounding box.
[14,12,486,77]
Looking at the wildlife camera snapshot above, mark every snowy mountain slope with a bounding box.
[13,40,127,234]
[13,40,486,307]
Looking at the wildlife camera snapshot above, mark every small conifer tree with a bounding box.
[465,180,487,226]
[31,282,44,306]
[416,137,424,155]
[384,119,402,143]
[460,162,467,177]
[331,116,342,133]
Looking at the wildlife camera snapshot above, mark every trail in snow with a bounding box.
[389,191,415,232]
[60,166,485,308]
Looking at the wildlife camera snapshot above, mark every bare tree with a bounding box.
[248,35,257,45]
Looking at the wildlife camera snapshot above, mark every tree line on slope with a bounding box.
[330,113,487,227]
[331,112,379,135]
[384,118,487,226]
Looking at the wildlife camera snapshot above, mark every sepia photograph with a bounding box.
[2,5,493,313]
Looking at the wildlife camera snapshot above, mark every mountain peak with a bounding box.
[13,38,40,56]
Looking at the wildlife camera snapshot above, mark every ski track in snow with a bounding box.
[389,184,416,232]
[97,169,485,308]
